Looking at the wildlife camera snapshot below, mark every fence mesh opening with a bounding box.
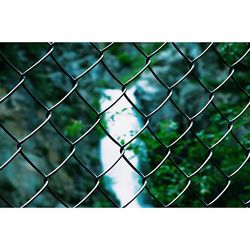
[0,42,249,207]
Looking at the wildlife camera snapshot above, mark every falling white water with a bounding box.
[100,88,142,207]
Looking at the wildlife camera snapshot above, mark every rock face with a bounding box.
[0,43,118,207]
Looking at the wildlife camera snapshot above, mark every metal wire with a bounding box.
[0,42,249,207]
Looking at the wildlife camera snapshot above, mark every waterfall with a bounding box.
[100,88,143,207]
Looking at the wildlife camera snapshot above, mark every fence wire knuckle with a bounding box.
[0,42,249,207]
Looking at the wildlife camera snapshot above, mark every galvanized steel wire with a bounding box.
[0,42,249,207]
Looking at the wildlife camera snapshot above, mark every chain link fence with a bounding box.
[0,42,249,207]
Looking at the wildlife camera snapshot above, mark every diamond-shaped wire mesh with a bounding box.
[0,42,249,207]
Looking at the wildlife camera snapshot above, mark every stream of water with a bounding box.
[100,88,143,207]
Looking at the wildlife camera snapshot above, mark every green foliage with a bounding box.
[111,71,249,206]
[65,120,85,139]
[140,111,249,206]
[218,43,248,64]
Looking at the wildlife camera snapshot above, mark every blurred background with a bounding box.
[0,43,249,207]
